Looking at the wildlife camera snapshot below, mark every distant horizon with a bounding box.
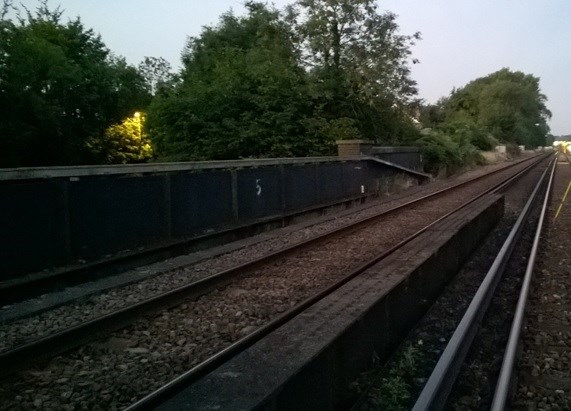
[13,0,571,135]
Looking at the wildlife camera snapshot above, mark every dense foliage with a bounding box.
[0,1,150,167]
[0,1,553,174]
[445,68,551,148]
[148,4,326,160]
[147,1,421,161]
[415,68,551,174]
[88,112,153,164]
[287,0,421,143]
[417,129,485,175]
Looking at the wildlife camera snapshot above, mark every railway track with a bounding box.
[509,156,571,410]
[411,153,558,410]
[0,155,537,311]
[0,154,549,409]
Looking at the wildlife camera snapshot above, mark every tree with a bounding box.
[138,56,175,95]
[445,68,551,148]
[418,97,448,129]
[286,0,421,143]
[0,1,150,167]
[148,2,334,161]
[109,55,152,119]
[413,68,552,175]
[88,112,153,164]
[291,0,419,102]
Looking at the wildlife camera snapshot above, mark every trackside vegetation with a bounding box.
[0,0,552,174]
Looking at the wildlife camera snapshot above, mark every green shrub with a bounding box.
[440,121,498,151]
[417,129,483,175]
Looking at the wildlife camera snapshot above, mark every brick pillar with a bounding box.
[336,140,374,156]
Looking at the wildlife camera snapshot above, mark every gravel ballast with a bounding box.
[350,156,552,410]
[513,159,571,410]
[0,156,543,410]
[0,157,539,353]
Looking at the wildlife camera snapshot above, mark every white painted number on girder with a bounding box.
[256,179,262,196]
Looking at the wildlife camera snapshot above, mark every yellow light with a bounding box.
[134,112,141,118]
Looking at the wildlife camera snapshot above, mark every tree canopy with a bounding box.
[290,0,419,104]
[138,56,176,96]
[0,1,554,172]
[413,68,551,174]
[0,1,150,167]
[445,68,551,148]
[148,3,331,160]
[87,112,153,164]
[287,0,421,143]
[147,1,422,161]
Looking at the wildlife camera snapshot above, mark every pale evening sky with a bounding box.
[16,0,571,136]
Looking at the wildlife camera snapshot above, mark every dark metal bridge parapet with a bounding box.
[0,155,428,280]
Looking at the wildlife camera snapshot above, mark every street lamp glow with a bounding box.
[133,112,142,139]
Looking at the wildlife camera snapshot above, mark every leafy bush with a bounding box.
[302,116,361,142]
[417,129,483,175]
[88,112,153,164]
[439,121,498,151]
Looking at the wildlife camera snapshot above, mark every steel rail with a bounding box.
[125,156,550,410]
[490,155,557,410]
[0,154,547,379]
[412,154,557,411]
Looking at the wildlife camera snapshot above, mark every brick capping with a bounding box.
[335,139,374,156]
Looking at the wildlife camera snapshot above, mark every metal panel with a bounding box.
[284,164,318,210]
[171,171,233,238]
[374,152,420,170]
[0,181,67,279]
[317,163,345,203]
[236,167,282,220]
[367,161,398,194]
[69,175,168,258]
[342,162,367,197]
[1,157,424,277]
